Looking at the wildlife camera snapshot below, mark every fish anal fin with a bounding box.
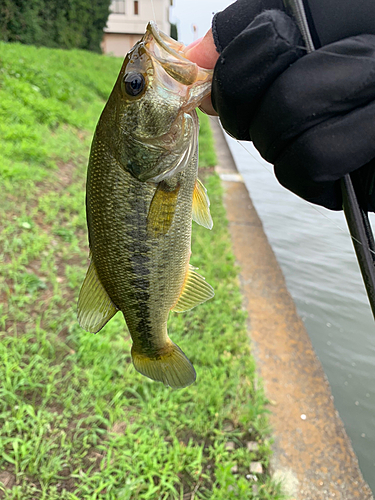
[192,178,213,230]
[77,258,117,333]
[172,264,214,313]
[131,340,196,389]
[147,181,180,236]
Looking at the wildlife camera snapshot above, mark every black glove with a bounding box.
[211,3,375,210]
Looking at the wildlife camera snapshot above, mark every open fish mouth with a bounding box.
[146,21,187,61]
[145,22,197,85]
[138,23,212,183]
[144,22,212,102]
[122,22,213,184]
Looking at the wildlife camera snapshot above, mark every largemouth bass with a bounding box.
[77,22,214,389]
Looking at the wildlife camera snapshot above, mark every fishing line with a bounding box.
[150,0,157,24]
[207,114,375,256]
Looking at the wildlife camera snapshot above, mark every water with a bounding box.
[224,134,375,492]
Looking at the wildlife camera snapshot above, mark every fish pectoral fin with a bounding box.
[147,181,180,236]
[131,340,196,389]
[77,258,117,333]
[172,264,214,313]
[192,178,213,230]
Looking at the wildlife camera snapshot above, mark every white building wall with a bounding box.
[103,0,172,57]
[106,0,171,35]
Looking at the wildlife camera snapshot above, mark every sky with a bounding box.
[169,0,234,46]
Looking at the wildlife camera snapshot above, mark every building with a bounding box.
[102,0,173,57]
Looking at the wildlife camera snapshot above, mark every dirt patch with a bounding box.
[55,160,77,188]
[0,471,15,498]
[34,158,84,195]
[198,166,215,183]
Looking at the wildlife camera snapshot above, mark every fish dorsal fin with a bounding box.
[77,258,118,333]
[147,181,180,236]
[172,264,214,313]
[192,178,213,230]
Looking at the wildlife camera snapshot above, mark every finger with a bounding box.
[184,36,203,52]
[198,96,218,116]
[184,29,219,69]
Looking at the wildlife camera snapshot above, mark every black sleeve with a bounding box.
[211,9,303,141]
[210,0,375,210]
[212,0,285,52]
[212,0,375,53]
[303,0,375,47]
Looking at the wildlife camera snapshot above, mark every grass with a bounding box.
[0,41,284,499]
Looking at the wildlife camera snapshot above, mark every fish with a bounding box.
[77,22,214,389]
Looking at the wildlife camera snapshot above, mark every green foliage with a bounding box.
[198,110,217,167]
[0,42,120,190]
[170,23,178,41]
[0,43,285,499]
[0,0,111,52]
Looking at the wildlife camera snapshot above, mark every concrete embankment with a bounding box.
[210,118,373,500]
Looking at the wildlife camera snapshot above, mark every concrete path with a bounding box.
[210,118,373,500]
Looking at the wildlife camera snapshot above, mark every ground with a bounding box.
[0,42,284,499]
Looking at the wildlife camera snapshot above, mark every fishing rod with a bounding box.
[284,0,375,320]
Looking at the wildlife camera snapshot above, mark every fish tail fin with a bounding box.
[131,340,196,389]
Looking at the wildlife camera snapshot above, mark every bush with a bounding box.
[0,0,111,52]
[170,22,178,41]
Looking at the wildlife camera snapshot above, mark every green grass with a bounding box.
[0,42,284,499]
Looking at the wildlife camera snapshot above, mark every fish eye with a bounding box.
[123,72,145,97]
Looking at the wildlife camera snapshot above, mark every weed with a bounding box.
[0,42,284,499]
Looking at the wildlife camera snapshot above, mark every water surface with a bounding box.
[224,134,375,492]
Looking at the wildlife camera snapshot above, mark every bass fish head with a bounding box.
[99,22,212,182]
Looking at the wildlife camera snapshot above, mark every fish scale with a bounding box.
[87,132,196,345]
[77,22,214,388]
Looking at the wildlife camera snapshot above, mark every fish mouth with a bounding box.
[144,22,213,89]
[134,23,213,155]
[146,21,186,61]
[140,23,212,144]
[128,23,212,183]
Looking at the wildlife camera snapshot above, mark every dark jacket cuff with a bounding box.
[212,0,285,53]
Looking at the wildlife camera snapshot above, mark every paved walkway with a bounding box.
[210,118,373,500]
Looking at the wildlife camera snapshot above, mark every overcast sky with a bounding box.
[169,0,234,46]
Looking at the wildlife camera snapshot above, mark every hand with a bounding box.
[252,33,375,210]
[185,1,375,210]
[185,30,219,115]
